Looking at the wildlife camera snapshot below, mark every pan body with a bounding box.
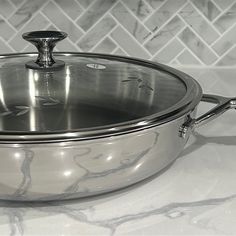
[0,109,195,201]
[0,53,202,201]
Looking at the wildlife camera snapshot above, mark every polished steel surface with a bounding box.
[0,113,191,201]
[22,31,67,70]
[179,94,236,138]
[0,52,201,142]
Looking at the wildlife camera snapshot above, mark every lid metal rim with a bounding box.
[0,52,202,143]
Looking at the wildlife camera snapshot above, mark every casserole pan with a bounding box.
[0,31,235,201]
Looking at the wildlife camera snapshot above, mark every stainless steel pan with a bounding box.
[0,31,235,201]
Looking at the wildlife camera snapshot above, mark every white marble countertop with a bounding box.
[0,68,236,236]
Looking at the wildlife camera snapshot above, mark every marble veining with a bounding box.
[179,3,220,45]
[122,0,152,20]
[190,0,220,21]
[13,149,34,198]
[43,131,159,200]
[64,147,152,194]
[9,0,46,29]
[144,16,185,54]
[1,192,236,235]
[179,27,217,65]
[111,2,149,44]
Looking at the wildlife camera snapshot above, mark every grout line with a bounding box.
[176,28,209,65]
[40,10,81,46]
[52,0,90,35]
[149,36,184,61]
[168,48,186,64]
[52,0,87,34]
[12,0,51,32]
[3,22,17,43]
[177,34,217,66]
[74,9,86,23]
[75,0,100,22]
[148,23,187,60]
[7,0,17,11]
[173,58,181,65]
[108,13,153,57]
[211,0,224,11]
[210,0,223,13]
[111,46,119,54]
[142,0,167,24]
[88,22,118,52]
[75,0,86,10]
[40,12,82,51]
[210,24,222,38]
[52,0,77,22]
[178,15,220,60]
[212,1,236,23]
[0,37,16,52]
[186,47,206,65]
[6,0,51,43]
[136,0,155,19]
[177,13,219,59]
[76,11,118,44]
[189,1,223,36]
[7,30,19,44]
[75,24,85,34]
[142,0,189,45]
[75,0,119,30]
[170,59,181,66]
[107,34,121,50]
[191,2,223,36]
[167,34,206,66]
[211,44,236,66]
[7,0,27,20]
[117,1,152,34]
[113,46,129,56]
[45,0,84,37]
[210,20,236,49]
[178,46,205,65]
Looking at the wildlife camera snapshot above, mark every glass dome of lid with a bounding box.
[0,31,202,142]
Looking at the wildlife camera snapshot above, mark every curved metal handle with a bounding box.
[22,31,67,70]
[180,94,236,138]
[195,94,236,127]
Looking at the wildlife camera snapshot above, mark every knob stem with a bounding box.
[22,31,67,70]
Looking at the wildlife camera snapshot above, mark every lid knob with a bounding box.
[22,31,67,70]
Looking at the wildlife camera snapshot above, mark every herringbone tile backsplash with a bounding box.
[1,0,236,66]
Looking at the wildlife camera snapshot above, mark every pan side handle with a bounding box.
[179,94,236,138]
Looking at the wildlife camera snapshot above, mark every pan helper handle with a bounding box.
[179,94,236,138]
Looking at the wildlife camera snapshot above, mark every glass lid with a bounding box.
[0,31,202,142]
